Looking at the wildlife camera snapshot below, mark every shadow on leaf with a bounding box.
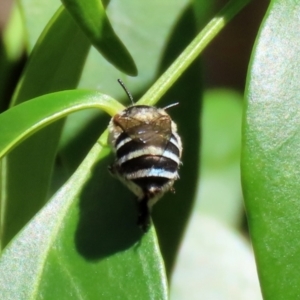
[75,154,143,260]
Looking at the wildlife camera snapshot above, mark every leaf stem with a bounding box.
[138,0,251,105]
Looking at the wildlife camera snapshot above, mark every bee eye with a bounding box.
[107,80,182,232]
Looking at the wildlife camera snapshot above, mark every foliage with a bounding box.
[1,0,298,299]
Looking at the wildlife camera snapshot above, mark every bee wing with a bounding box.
[114,114,142,131]
[115,114,172,145]
[131,115,172,145]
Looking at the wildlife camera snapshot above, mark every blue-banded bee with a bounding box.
[108,80,182,232]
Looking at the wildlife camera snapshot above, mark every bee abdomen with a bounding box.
[114,135,180,194]
[116,134,180,162]
[120,156,179,175]
[116,139,179,172]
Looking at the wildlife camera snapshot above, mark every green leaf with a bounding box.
[62,0,137,76]
[0,90,123,159]
[242,0,300,298]
[1,7,91,248]
[0,138,168,299]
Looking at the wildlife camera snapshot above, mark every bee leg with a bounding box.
[107,164,115,175]
[108,163,119,176]
[137,196,151,232]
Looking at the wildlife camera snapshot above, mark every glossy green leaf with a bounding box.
[1,7,91,248]
[242,0,300,298]
[0,87,168,297]
[0,90,123,158]
[62,0,137,76]
[0,138,168,299]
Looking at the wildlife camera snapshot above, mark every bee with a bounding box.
[108,80,182,232]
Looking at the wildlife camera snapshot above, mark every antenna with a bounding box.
[118,79,134,105]
[163,102,179,110]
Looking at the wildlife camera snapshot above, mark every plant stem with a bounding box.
[137,0,251,106]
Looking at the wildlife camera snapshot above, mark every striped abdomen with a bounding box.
[113,131,181,200]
